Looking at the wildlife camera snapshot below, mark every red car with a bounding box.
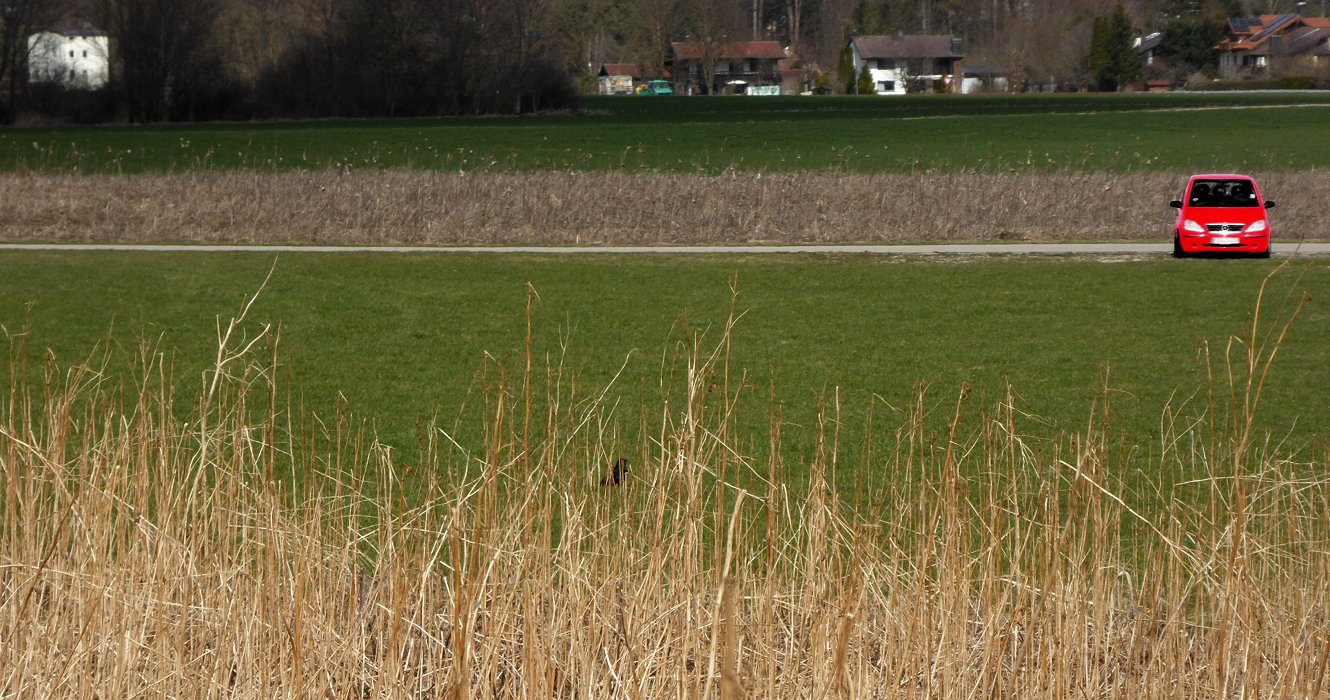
[1170,174,1275,258]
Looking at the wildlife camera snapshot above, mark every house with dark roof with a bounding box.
[667,40,788,95]
[1216,12,1330,77]
[1136,32,1163,68]
[849,34,963,95]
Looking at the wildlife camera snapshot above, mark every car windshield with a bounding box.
[1188,179,1259,208]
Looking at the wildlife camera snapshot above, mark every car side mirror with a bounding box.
[1169,200,1182,208]
[1264,201,1276,209]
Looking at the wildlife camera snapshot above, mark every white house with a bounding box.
[28,21,110,89]
[849,34,964,95]
[960,66,1010,94]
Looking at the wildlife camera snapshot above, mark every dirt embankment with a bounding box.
[3,170,1326,245]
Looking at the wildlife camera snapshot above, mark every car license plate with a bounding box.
[1211,236,1239,245]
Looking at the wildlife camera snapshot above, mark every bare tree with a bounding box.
[785,0,804,49]
[97,0,226,120]
[216,0,305,88]
[551,0,630,79]
[0,0,62,114]
[633,0,685,76]
[681,0,744,93]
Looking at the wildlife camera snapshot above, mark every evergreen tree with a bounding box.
[838,44,856,94]
[857,63,875,94]
[1108,5,1143,89]
[1088,4,1143,91]
[1088,16,1112,90]
[1159,15,1225,74]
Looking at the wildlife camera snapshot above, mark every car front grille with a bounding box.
[1206,223,1244,233]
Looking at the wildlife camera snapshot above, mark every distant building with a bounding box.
[848,34,964,95]
[960,66,1009,94]
[28,21,110,89]
[1216,12,1330,78]
[667,40,788,95]
[597,63,669,95]
[1135,32,1163,67]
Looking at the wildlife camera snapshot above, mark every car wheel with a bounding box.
[1172,235,1185,258]
[1257,245,1271,259]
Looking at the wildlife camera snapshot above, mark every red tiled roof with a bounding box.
[670,41,786,61]
[1222,14,1330,51]
[726,41,787,59]
[600,64,644,78]
[598,63,669,79]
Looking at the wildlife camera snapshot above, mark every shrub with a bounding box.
[1205,76,1318,91]
[24,84,119,124]
[1280,75,1317,90]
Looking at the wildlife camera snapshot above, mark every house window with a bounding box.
[69,50,75,58]
[83,50,88,58]
[878,80,895,92]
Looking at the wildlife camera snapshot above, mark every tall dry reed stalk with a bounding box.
[3,170,1327,246]
[2,274,1328,698]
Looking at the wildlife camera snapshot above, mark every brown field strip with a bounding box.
[4,171,1327,245]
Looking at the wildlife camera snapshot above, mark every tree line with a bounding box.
[0,0,1298,124]
[4,0,582,122]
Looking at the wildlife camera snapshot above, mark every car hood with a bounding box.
[1180,207,1267,224]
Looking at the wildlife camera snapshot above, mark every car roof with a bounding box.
[1189,173,1254,181]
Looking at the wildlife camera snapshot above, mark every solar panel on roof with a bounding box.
[1250,14,1297,42]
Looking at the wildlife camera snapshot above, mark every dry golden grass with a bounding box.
[3,279,1328,698]
[3,170,1327,245]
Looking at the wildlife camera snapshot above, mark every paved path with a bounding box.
[4,243,1330,256]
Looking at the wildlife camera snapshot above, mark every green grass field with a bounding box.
[4,251,1326,499]
[6,98,1330,693]
[5,92,1330,494]
[5,93,1330,174]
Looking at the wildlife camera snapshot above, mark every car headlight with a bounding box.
[1245,220,1268,234]
[1182,219,1205,233]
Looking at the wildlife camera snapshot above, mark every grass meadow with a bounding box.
[5,93,1330,174]
[4,94,1330,696]
[3,251,1327,500]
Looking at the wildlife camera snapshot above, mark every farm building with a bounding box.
[597,64,668,95]
[27,21,109,89]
